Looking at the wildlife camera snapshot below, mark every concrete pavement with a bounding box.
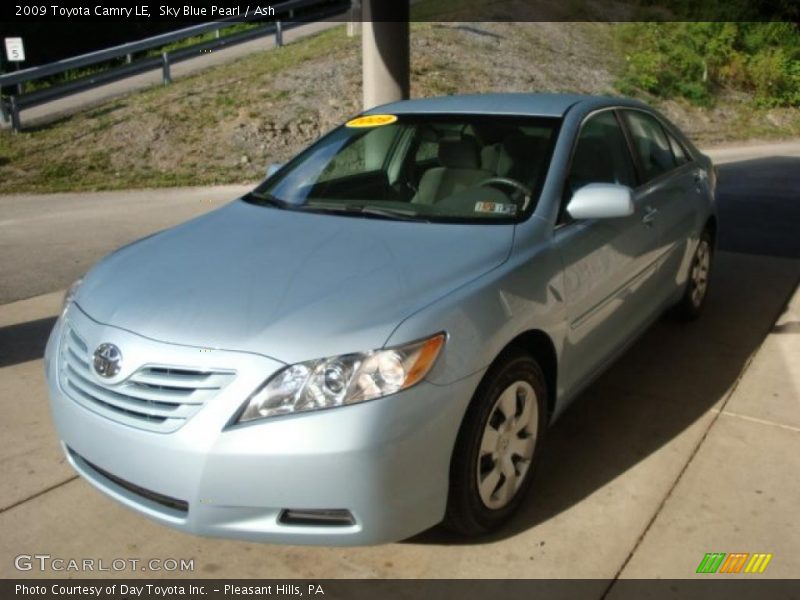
[704,139,800,165]
[612,281,800,583]
[0,145,798,583]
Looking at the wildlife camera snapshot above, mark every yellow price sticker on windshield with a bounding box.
[345,114,398,128]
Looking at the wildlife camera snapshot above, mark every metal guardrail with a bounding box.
[0,0,350,131]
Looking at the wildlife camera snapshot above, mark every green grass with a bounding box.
[0,26,355,194]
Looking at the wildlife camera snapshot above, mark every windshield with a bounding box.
[249,113,560,223]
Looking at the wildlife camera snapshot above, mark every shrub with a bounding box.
[615,22,800,107]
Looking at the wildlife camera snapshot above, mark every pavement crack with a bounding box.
[599,344,759,598]
[601,274,799,597]
[719,410,800,434]
[0,476,78,514]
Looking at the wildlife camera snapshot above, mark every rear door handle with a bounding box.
[642,207,658,226]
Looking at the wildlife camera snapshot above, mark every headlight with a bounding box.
[236,333,446,423]
[61,277,83,315]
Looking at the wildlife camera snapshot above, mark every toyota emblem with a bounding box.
[93,343,122,378]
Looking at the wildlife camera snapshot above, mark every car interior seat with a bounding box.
[412,137,492,204]
[641,137,675,180]
[481,133,546,184]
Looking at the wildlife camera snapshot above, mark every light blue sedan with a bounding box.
[45,93,716,544]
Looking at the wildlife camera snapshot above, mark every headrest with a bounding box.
[438,138,480,169]
[503,133,546,159]
[484,134,548,177]
[481,143,502,172]
[647,139,675,172]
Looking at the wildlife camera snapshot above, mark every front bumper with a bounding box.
[45,306,481,545]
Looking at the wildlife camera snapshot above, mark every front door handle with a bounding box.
[694,171,706,191]
[642,206,658,226]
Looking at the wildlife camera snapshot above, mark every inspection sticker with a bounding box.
[345,114,398,128]
[474,201,517,215]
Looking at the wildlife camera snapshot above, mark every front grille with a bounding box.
[69,447,189,514]
[59,322,235,433]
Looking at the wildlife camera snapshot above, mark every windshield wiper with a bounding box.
[296,204,429,222]
[242,191,291,209]
[244,195,430,222]
[356,206,430,222]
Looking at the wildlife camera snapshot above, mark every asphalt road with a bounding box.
[716,155,800,259]
[0,184,249,305]
[0,142,798,582]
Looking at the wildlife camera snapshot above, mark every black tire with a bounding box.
[673,228,714,321]
[443,351,548,536]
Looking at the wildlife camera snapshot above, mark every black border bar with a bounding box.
[4,579,800,600]
[1,0,798,23]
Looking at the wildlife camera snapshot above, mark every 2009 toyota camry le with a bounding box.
[44,93,717,545]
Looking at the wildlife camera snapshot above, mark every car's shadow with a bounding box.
[0,316,57,368]
[409,155,800,545]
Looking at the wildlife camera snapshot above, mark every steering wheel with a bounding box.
[477,177,533,210]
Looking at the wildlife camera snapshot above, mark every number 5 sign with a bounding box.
[5,38,25,62]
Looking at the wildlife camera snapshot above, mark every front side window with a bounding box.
[566,110,637,196]
[249,114,560,223]
[623,111,677,182]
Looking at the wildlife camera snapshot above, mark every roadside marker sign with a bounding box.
[4,37,25,62]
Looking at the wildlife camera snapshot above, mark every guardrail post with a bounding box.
[348,0,362,37]
[126,53,132,64]
[161,52,172,85]
[14,63,24,96]
[275,21,283,47]
[9,96,21,132]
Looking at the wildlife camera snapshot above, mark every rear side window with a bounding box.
[623,111,677,182]
[566,110,637,196]
[667,131,690,166]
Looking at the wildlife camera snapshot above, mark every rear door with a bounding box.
[554,109,661,393]
[620,110,705,299]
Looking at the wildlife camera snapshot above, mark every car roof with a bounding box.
[365,93,647,118]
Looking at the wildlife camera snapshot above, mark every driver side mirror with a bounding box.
[266,162,284,178]
[566,183,634,220]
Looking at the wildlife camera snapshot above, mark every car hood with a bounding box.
[76,199,513,363]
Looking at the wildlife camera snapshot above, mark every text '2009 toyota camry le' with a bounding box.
[44,93,717,545]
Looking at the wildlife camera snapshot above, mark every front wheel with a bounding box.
[443,352,548,536]
[674,229,713,320]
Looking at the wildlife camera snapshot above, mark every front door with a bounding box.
[554,110,660,394]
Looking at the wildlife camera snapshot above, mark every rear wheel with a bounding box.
[674,229,713,320]
[443,352,548,536]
